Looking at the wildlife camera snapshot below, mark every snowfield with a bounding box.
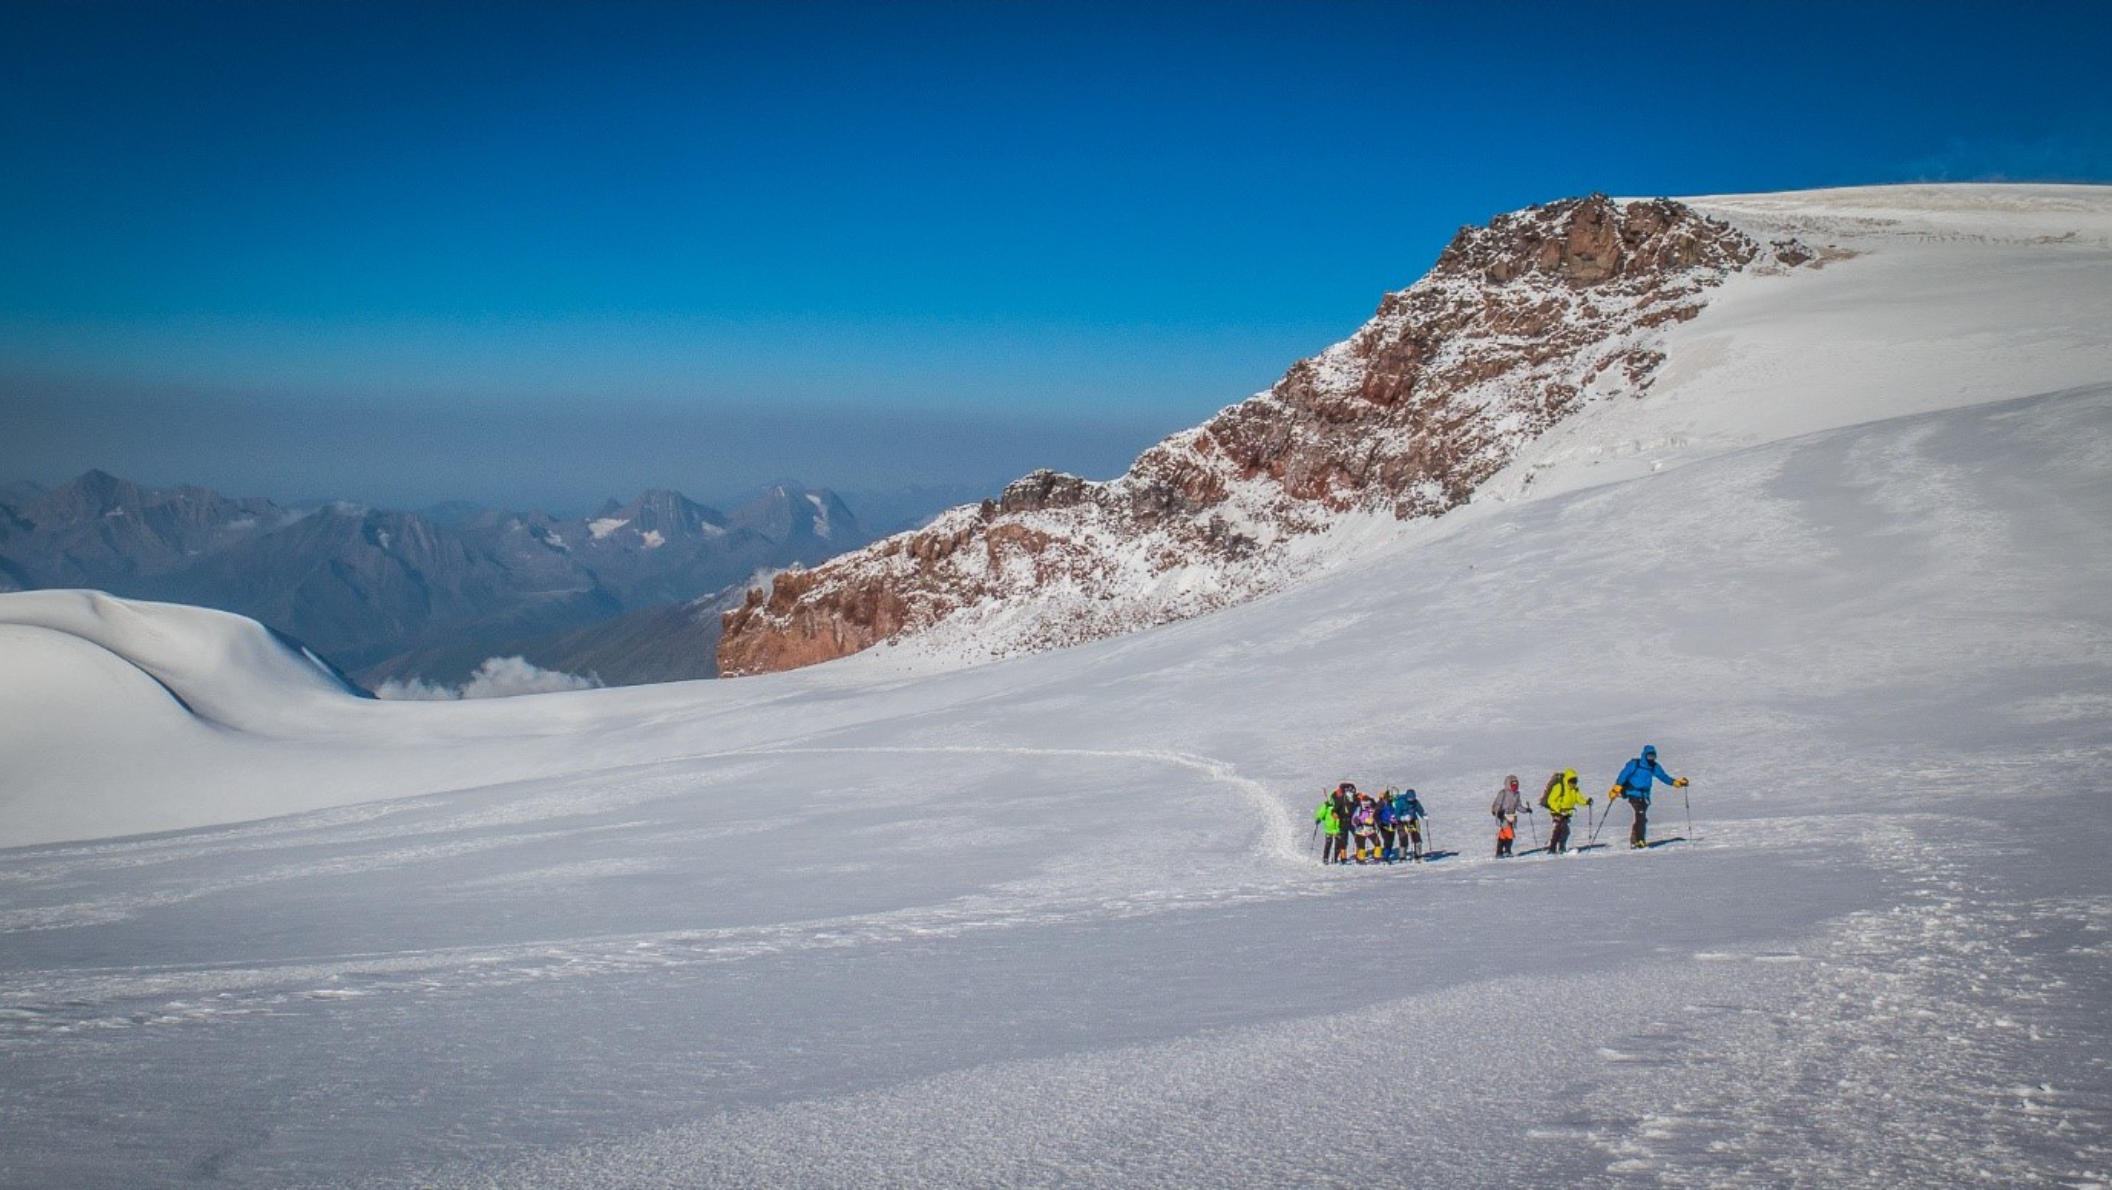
[1,186,2109,1186]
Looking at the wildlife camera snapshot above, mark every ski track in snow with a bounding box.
[712,742,1305,867]
[0,741,1300,1041]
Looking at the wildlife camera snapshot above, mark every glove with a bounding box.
[1608,787,1623,800]
[1674,777,1689,788]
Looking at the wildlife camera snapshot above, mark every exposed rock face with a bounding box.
[720,195,1804,677]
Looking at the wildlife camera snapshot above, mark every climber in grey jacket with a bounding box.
[1490,774,1526,858]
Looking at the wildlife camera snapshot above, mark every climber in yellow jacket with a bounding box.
[1540,768,1591,855]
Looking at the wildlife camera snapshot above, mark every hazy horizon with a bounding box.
[2,378,1198,515]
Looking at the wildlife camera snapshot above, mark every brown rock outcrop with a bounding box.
[720,195,1805,677]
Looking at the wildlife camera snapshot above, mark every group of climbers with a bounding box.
[1315,744,1688,865]
[1314,782,1428,864]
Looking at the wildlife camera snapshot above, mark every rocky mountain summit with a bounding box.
[720,195,1812,676]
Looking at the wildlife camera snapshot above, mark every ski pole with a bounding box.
[1525,809,1541,848]
[1682,782,1694,841]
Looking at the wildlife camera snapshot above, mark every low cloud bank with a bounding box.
[374,656,602,701]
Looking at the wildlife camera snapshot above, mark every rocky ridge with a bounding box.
[719,195,1811,676]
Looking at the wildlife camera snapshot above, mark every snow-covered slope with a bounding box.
[718,184,2112,675]
[0,592,378,843]
[1468,184,2112,510]
[0,185,2108,1186]
[718,195,1789,675]
[0,589,365,720]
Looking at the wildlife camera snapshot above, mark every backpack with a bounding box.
[1540,771,1561,810]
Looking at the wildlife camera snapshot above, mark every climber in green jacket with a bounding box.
[1315,791,1347,864]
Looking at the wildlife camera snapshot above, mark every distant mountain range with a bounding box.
[0,470,868,687]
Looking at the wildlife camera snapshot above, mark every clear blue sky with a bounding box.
[4,0,2107,511]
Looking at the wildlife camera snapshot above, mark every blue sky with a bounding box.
[4,0,2108,512]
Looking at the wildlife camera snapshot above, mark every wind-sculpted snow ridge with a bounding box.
[719,195,1807,675]
[0,589,368,723]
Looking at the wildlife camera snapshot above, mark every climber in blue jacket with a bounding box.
[1608,744,1687,849]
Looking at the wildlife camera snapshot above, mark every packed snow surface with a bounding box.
[1,186,2109,1186]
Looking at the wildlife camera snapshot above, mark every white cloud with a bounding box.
[461,656,602,698]
[370,675,457,701]
[372,656,603,701]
